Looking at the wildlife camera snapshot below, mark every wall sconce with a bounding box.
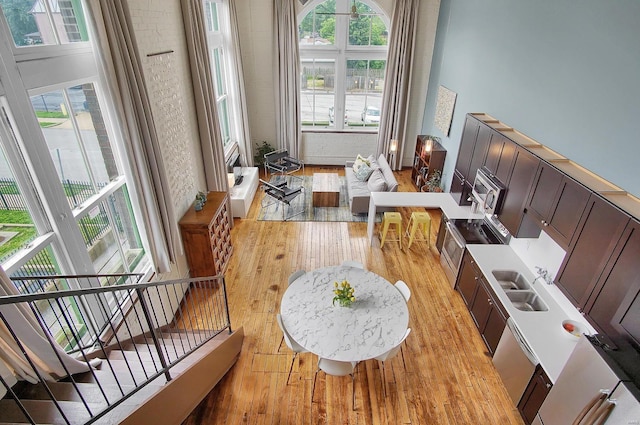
[227,173,235,188]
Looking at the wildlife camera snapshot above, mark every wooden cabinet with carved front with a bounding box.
[179,192,233,278]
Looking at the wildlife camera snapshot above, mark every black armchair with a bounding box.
[264,149,304,181]
[260,179,305,221]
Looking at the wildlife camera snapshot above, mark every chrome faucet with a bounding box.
[535,266,553,285]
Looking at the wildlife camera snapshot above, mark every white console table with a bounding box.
[229,167,259,218]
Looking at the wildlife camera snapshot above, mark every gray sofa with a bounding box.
[344,154,399,215]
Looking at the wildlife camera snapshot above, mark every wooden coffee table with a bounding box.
[312,173,340,207]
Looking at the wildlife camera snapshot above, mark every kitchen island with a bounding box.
[367,191,483,245]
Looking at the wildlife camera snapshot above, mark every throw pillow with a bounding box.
[367,169,387,192]
[354,164,374,181]
[352,154,371,173]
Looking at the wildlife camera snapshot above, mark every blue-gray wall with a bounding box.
[423,0,640,197]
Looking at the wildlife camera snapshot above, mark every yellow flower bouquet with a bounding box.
[333,280,356,307]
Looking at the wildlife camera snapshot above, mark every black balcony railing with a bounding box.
[0,273,232,424]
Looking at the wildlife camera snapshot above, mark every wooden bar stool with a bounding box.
[406,211,431,248]
[379,212,402,248]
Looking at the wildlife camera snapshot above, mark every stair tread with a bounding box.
[109,345,190,363]
[66,363,168,387]
[14,380,164,405]
[1,331,235,424]
[0,399,101,424]
[129,329,226,344]
[0,381,166,425]
[109,337,224,364]
[124,331,228,351]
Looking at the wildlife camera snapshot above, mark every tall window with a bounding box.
[203,0,240,154]
[0,0,148,342]
[299,0,388,131]
[1,0,89,46]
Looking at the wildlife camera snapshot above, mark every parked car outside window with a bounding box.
[361,106,380,124]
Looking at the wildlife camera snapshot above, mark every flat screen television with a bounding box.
[227,152,243,185]
[233,166,243,185]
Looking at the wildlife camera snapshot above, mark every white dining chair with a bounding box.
[394,280,411,302]
[341,260,364,270]
[276,314,309,384]
[288,269,306,286]
[374,327,411,396]
[311,358,358,411]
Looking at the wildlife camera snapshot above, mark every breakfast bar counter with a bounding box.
[367,192,483,245]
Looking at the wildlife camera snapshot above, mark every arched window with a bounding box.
[299,0,389,131]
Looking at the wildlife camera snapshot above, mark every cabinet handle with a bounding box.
[541,220,549,227]
[474,277,479,280]
[488,299,492,305]
[545,383,551,389]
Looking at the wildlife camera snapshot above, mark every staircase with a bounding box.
[0,274,244,425]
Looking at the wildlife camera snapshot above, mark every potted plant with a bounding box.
[253,141,275,166]
[423,170,443,192]
[332,280,356,307]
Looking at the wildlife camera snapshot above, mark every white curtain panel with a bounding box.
[182,0,228,191]
[376,0,420,170]
[86,0,176,272]
[0,267,90,390]
[274,0,302,157]
[228,0,254,166]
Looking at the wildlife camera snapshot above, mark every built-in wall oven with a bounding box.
[440,214,510,286]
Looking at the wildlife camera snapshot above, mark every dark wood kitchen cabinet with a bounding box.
[585,218,640,337]
[456,251,480,307]
[179,192,233,278]
[613,279,640,346]
[484,132,516,185]
[518,365,552,425]
[450,169,473,205]
[451,116,482,205]
[456,251,508,355]
[556,194,630,308]
[525,163,591,249]
[467,124,492,184]
[455,116,482,180]
[527,163,564,222]
[483,131,504,177]
[470,277,493,332]
[497,147,541,238]
[472,278,508,355]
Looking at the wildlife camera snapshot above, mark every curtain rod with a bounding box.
[147,50,174,57]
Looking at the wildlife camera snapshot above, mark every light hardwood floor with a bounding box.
[182,166,524,425]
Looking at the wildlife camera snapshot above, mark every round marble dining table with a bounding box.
[280,265,409,362]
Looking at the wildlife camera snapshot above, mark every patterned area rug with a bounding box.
[256,175,381,222]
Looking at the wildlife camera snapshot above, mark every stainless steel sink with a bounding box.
[506,291,548,312]
[492,270,532,291]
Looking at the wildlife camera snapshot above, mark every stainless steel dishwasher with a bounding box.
[492,317,539,404]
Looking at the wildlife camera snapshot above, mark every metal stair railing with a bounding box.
[0,273,232,425]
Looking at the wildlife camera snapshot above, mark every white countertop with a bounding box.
[466,244,592,383]
[370,191,484,219]
[367,192,484,244]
